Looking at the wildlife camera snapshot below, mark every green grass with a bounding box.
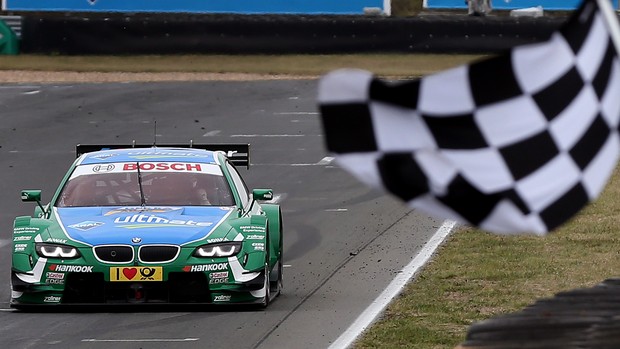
[354,167,620,348]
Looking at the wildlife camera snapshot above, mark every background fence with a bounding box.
[2,0,390,15]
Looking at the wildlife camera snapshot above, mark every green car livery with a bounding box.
[11,144,283,308]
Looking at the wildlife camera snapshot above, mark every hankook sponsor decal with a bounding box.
[183,263,228,272]
[49,264,94,273]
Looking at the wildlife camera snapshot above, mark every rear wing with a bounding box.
[76,142,251,169]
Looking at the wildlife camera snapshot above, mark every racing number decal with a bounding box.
[110,267,163,281]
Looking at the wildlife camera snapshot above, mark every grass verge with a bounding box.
[0,54,486,78]
[354,166,620,348]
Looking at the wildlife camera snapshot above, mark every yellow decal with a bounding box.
[110,266,163,282]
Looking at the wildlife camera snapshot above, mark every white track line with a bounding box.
[82,338,199,342]
[328,219,457,349]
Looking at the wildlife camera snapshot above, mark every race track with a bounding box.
[0,80,444,348]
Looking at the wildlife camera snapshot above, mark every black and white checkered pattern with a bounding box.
[319,0,620,234]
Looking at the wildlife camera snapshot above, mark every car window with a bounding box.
[225,161,250,207]
[56,162,235,207]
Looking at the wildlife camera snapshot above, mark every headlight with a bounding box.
[35,243,81,259]
[194,242,242,258]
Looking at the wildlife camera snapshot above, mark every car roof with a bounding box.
[78,147,219,165]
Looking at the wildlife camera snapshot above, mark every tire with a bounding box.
[260,262,270,308]
[270,257,283,297]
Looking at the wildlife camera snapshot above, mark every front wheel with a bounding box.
[260,263,271,308]
[270,257,283,298]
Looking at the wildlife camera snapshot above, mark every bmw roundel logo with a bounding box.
[131,237,142,244]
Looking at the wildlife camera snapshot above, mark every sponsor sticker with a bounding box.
[110,266,163,282]
[213,295,231,302]
[45,279,65,285]
[245,234,264,240]
[91,153,117,160]
[123,163,202,172]
[68,221,104,231]
[104,207,182,216]
[210,272,228,279]
[252,242,265,251]
[14,243,28,252]
[206,237,229,244]
[209,271,229,284]
[46,238,67,244]
[240,226,266,233]
[113,214,213,228]
[92,164,116,173]
[183,263,228,273]
[13,236,32,242]
[43,295,61,303]
[49,264,94,273]
[13,227,40,234]
[46,272,65,280]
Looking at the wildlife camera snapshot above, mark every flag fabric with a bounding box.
[318,0,620,235]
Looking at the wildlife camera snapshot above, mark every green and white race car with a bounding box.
[11,143,283,308]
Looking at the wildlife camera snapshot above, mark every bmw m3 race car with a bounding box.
[11,143,283,308]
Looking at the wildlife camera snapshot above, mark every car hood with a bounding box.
[54,206,236,246]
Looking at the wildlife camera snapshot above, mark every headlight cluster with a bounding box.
[35,243,81,259]
[194,242,242,258]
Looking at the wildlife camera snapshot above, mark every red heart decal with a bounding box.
[123,268,138,280]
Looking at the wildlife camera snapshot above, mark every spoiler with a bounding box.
[76,142,251,169]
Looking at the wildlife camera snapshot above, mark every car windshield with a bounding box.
[56,162,235,207]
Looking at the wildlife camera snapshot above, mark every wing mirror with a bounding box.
[21,190,42,202]
[252,189,273,201]
[21,190,47,217]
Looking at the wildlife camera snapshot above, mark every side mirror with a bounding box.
[21,190,42,202]
[252,189,273,201]
[21,190,47,217]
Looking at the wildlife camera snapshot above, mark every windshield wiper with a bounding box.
[136,162,146,206]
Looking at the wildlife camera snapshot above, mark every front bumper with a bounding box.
[11,268,266,307]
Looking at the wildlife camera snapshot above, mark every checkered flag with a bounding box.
[319,0,620,234]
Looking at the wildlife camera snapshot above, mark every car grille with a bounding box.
[139,245,180,263]
[93,245,134,263]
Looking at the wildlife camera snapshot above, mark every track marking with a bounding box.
[317,157,335,165]
[23,90,41,95]
[82,338,199,342]
[202,130,221,137]
[287,157,336,167]
[230,134,306,137]
[274,112,318,115]
[325,208,348,212]
[328,219,457,349]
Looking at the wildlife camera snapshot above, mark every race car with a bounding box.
[11,143,283,308]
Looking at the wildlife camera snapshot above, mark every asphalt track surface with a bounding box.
[0,80,444,349]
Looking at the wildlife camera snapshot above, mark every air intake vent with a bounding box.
[139,245,180,263]
[93,245,134,263]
